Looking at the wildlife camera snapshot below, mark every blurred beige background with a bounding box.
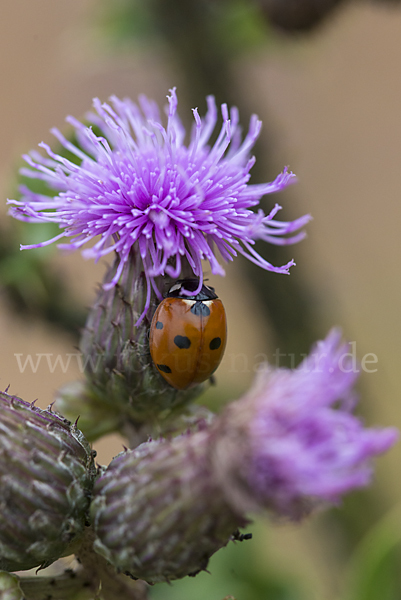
[1,1,401,597]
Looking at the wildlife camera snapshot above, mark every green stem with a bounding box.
[76,526,150,600]
[18,569,95,600]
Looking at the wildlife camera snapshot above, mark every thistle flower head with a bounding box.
[212,329,398,519]
[8,88,309,323]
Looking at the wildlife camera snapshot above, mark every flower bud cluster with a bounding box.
[0,330,397,586]
[88,331,397,583]
[1,89,398,599]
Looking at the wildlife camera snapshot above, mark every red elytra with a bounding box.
[149,279,227,390]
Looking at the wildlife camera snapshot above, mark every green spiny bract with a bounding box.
[0,391,96,572]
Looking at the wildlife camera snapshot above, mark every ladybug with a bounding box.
[149,278,227,390]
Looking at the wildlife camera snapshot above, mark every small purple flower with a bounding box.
[8,89,310,323]
[212,330,398,519]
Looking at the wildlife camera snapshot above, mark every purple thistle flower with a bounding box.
[8,88,310,323]
[212,329,398,519]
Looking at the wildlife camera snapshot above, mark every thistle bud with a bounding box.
[0,572,24,600]
[210,330,398,519]
[0,392,96,572]
[90,431,248,583]
[78,253,203,434]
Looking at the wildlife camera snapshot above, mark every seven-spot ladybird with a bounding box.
[149,278,227,390]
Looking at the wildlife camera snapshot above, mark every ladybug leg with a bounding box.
[209,375,216,386]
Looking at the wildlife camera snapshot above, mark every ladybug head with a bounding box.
[166,278,218,301]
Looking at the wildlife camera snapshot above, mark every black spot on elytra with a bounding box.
[157,364,172,373]
[209,337,221,350]
[174,335,191,349]
[156,321,163,329]
[191,301,210,317]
